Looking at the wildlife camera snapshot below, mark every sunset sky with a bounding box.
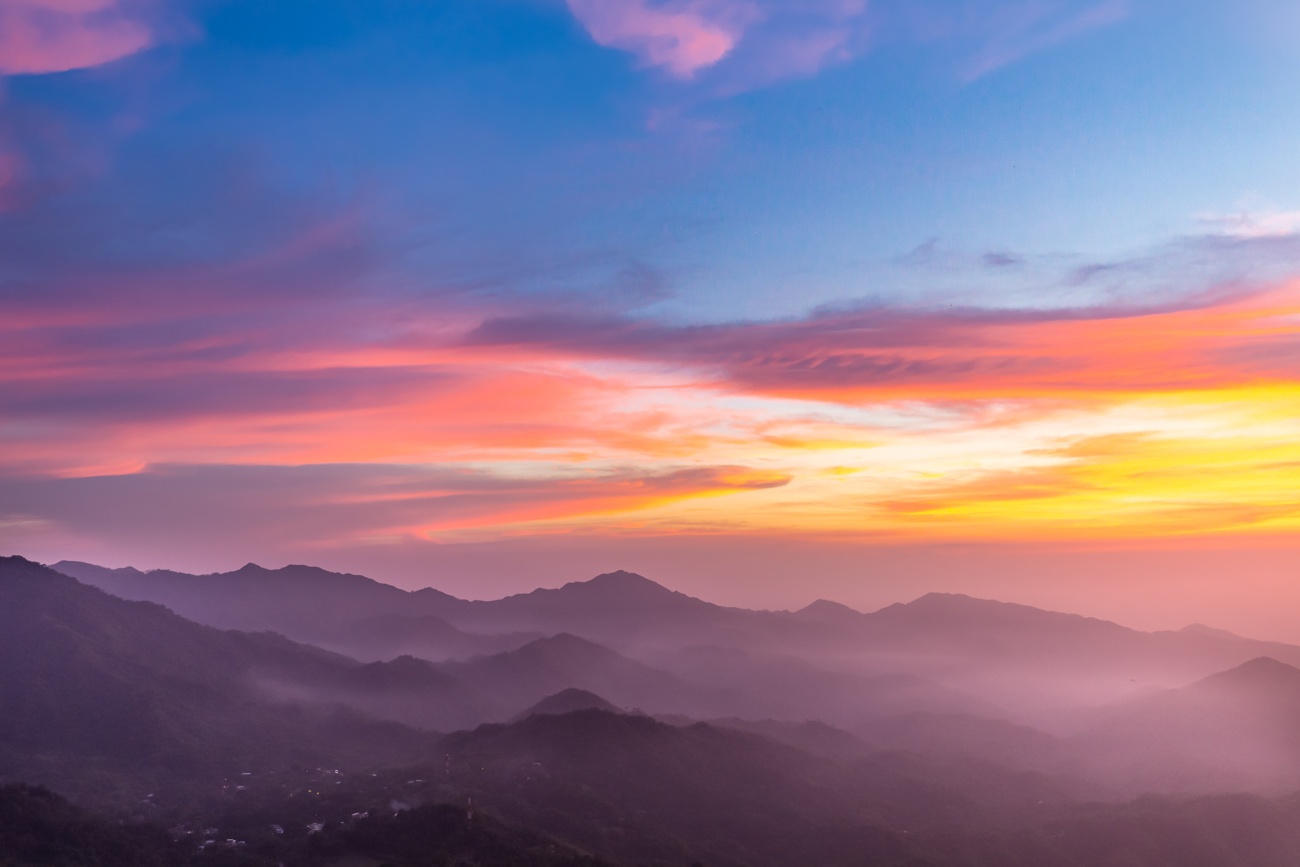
[3,0,1300,636]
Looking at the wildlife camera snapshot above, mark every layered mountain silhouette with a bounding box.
[434,707,1104,867]
[55,562,1300,717]
[0,557,457,804]
[653,643,997,724]
[15,553,1300,866]
[443,633,749,719]
[50,560,505,662]
[1076,656,1300,794]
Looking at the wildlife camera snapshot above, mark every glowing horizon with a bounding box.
[5,277,1300,546]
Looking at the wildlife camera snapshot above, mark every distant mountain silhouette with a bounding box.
[439,570,761,645]
[49,558,1300,724]
[515,688,623,720]
[793,598,863,624]
[696,717,871,759]
[443,633,737,718]
[51,559,445,631]
[50,560,486,659]
[295,654,500,730]
[858,711,1071,773]
[655,643,996,724]
[1077,657,1300,794]
[848,592,1300,719]
[0,556,486,805]
[303,612,540,663]
[1198,655,1300,692]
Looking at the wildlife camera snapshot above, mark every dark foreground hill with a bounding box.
[10,763,1300,867]
[0,784,186,867]
[0,783,607,867]
[430,708,1104,867]
[366,709,1300,867]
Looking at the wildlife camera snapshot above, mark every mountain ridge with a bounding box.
[44,556,1300,719]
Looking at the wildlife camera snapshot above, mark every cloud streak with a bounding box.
[466,279,1300,402]
[959,0,1129,81]
[0,461,791,550]
[563,0,1131,94]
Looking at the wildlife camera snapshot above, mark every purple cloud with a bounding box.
[563,0,1131,95]
[565,0,869,90]
[0,461,791,551]
[0,0,174,76]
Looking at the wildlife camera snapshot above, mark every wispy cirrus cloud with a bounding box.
[958,0,1130,81]
[0,461,791,553]
[1198,204,1300,240]
[563,0,1131,94]
[465,279,1300,403]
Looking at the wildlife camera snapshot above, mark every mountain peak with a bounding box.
[517,688,623,720]
[542,570,683,603]
[874,592,1008,619]
[887,592,1098,623]
[51,559,144,579]
[521,632,612,654]
[908,592,985,607]
[1199,656,1300,691]
[585,570,665,590]
[795,599,862,620]
[1,556,70,589]
[1179,622,1240,640]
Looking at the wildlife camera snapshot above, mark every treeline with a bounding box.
[0,784,607,867]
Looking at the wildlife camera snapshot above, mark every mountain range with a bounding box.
[52,558,1300,722]
[9,553,1300,866]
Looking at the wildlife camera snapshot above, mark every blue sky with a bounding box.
[5,0,1300,632]
[9,0,1299,320]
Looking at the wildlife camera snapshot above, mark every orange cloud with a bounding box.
[5,270,1300,545]
[468,281,1300,405]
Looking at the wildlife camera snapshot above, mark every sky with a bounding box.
[3,0,1300,637]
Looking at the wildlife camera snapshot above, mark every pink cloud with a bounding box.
[0,0,157,76]
[565,0,870,87]
[563,0,1128,93]
[565,0,755,79]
